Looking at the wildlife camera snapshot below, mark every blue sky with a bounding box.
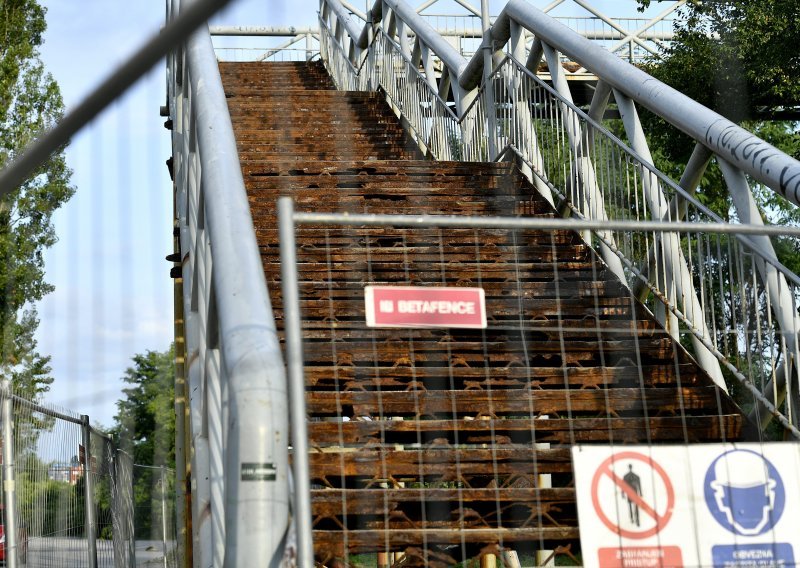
[34,0,672,426]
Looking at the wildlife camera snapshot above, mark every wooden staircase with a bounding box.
[220,60,745,566]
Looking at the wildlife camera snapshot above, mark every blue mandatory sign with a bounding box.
[703,449,785,537]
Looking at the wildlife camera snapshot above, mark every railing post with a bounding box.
[481,0,497,159]
[1,382,17,568]
[82,415,98,568]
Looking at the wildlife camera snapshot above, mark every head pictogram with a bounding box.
[706,449,783,536]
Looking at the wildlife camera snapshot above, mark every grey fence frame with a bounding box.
[0,384,135,568]
[276,197,800,567]
[0,0,799,564]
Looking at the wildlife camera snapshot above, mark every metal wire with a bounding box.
[0,0,236,198]
[281,196,765,565]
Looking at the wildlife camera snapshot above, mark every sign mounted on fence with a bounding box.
[572,444,800,568]
[365,286,486,329]
[590,451,675,540]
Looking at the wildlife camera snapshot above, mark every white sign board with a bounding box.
[572,443,800,568]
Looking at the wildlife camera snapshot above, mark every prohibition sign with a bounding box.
[590,451,675,539]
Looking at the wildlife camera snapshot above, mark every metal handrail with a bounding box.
[173,16,290,568]
[356,0,468,84]
[472,54,800,288]
[321,12,461,159]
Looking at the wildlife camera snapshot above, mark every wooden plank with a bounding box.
[305,386,730,416]
[305,415,741,445]
[311,527,580,552]
[308,447,574,480]
[301,362,702,390]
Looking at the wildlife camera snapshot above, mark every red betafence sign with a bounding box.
[365,286,487,329]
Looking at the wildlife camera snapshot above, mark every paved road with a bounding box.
[20,537,176,567]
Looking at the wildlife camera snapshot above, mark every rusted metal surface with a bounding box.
[221,60,746,566]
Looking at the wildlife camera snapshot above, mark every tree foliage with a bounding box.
[637,0,800,120]
[0,0,74,397]
[112,347,175,537]
[630,1,799,417]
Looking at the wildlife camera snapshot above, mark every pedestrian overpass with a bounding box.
[0,0,793,565]
[165,0,800,565]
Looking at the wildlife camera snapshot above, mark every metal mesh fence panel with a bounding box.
[112,451,135,568]
[0,387,136,568]
[10,393,89,567]
[93,432,117,565]
[278,205,771,566]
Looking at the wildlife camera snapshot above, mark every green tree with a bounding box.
[112,347,175,537]
[630,1,799,421]
[637,0,800,121]
[0,0,74,398]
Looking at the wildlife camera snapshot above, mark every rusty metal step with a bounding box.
[309,446,575,483]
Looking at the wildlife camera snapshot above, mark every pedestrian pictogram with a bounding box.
[623,464,643,527]
[590,451,675,539]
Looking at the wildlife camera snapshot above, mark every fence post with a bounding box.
[2,381,18,568]
[82,415,98,568]
[161,465,169,568]
[113,450,136,568]
[278,197,314,568]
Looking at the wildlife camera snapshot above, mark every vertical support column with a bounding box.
[278,197,314,568]
[480,0,496,159]
[173,222,190,568]
[319,0,330,63]
[508,22,554,206]
[720,160,800,426]
[541,42,628,286]
[535,416,554,566]
[82,415,98,568]
[2,384,17,568]
[397,19,410,60]
[502,550,522,568]
[614,90,726,390]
